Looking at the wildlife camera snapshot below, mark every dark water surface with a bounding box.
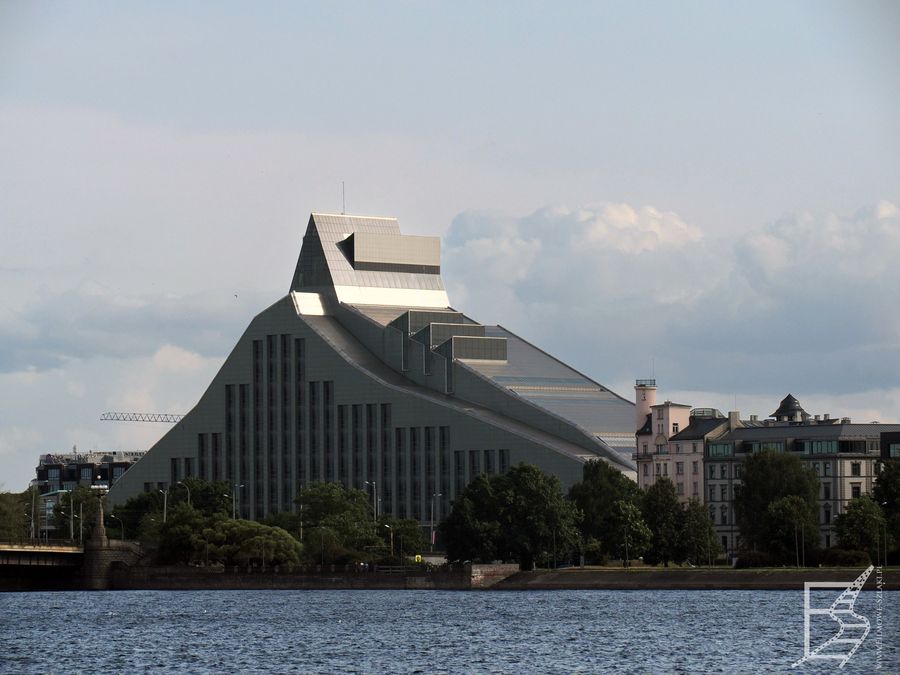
[1,589,897,673]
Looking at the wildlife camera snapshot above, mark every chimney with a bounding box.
[814,414,820,422]
[728,411,741,430]
[749,414,758,422]
[824,413,830,420]
[634,379,657,432]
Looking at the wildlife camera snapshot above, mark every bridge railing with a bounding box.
[0,539,83,550]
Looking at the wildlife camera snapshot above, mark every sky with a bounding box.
[1,1,899,491]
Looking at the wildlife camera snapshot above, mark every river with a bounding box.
[1,589,896,673]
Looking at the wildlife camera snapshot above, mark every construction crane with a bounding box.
[100,412,184,423]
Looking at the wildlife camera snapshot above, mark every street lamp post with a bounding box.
[177,481,191,507]
[109,514,124,541]
[60,490,75,542]
[430,492,442,553]
[159,488,169,523]
[365,481,377,522]
[384,524,394,558]
[231,484,245,519]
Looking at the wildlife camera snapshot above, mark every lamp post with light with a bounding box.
[430,492,442,553]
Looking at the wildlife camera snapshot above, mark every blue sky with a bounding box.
[1,1,899,490]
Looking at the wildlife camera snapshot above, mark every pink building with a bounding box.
[634,380,727,504]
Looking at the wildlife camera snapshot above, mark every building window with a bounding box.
[720,464,728,479]
[657,408,663,419]
[656,463,661,476]
[672,423,679,435]
[825,534,831,548]
[823,505,831,525]
[675,444,681,454]
[692,481,698,496]
[642,443,648,455]
[823,462,830,476]
[676,462,684,476]
[709,505,715,521]
[709,486,716,502]
[676,482,684,495]
[720,485,728,501]
[823,483,831,500]
[851,462,861,477]
[708,464,716,479]
[498,449,510,474]
[813,462,820,475]
[657,424,664,434]
[662,464,668,476]
[720,506,727,525]
[643,464,649,477]
[851,484,861,499]
[692,461,698,475]
[692,443,698,453]
[734,464,741,479]
[80,467,92,481]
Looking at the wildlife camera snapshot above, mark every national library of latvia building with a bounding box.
[109,213,637,521]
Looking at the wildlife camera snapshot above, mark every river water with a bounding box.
[1,589,897,673]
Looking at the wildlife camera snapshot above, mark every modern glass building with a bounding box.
[109,213,637,521]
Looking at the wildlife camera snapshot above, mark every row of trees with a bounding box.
[734,450,897,566]
[441,461,721,569]
[112,478,427,568]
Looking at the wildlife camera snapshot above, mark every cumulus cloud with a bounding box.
[443,201,900,400]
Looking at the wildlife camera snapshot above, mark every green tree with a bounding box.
[606,499,651,567]
[873,460,900,559]
[208,519,301,568]
[378,517,428,560]
[681,499,722,566]
[441,464,581,570]
[569,459,641,558]
[734,449,819,560]
[0,489,31,541]
[493,464,581,569]
[176,478,231,516]
[834,495,887,562]
[52,486,103,542]
[441,474,503,563]
[766,495,819,566]
[114,490,165,538]
[294,482,380,560]
[641,478,684,566]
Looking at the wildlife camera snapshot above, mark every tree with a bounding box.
[734,449,819,560]
[52,485,103,542]
[873,460,900,558]
[834,495,887,563]
[606,499,651,567]
[378,517,428,560]
[0,489,31,541]
[641,478,684,566]
[441,464,581,570]
[440,475,502,563]
[766,495,819,566]
[681,499,722,566]
[294,482,380,561]
[569,459,642,558]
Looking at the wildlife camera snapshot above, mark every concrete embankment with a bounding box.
[492,567,897,591]
[108,562,519,591]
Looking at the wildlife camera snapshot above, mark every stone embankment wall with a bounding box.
[492,567,896,591]
[110,563,522,591]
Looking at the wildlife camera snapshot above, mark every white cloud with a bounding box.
[444,201,900,405]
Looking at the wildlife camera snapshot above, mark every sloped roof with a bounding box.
[290,213,448,307]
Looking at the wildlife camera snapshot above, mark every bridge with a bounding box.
[0,541,84,567]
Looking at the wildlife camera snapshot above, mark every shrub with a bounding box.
[734,550,773,568]
[816,548,871,567]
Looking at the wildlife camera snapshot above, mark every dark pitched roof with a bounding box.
[670,416,729,441]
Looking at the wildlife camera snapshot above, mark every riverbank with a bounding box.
[493,566,896,591]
